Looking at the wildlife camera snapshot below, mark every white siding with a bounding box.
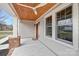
[18,20,35,39]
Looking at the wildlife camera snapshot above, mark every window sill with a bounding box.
[45,36,73,49]
[57,38,73,45]
[54,38,73,49]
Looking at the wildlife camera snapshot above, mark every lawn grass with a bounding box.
[58,30,72,42]
[0,31,13,39]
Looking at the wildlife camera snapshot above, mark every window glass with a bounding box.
[0,10,13,56]
[0,10,13,39]
[46,16,52,37]
[61,9,65,20]
[56,6,73,43]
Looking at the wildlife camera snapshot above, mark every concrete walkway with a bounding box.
[12,38,56,56]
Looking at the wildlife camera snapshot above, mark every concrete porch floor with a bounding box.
[11,38,56,56]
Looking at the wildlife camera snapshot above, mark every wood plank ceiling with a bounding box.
[12,3,56,21]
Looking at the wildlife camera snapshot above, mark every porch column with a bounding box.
[13,17,18,37]
[8,17,20,49]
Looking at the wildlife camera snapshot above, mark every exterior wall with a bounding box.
[73,4,79,50]
[18,20,35,39]
[39,18,45,40]
[13,17,18,37]
[38,3,79,55]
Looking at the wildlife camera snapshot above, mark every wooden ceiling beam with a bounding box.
[16,3,33,9]
[12,3,56,21]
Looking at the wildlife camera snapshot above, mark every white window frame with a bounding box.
[43,3,79,50]
[54,3,79,50]
[56,5,73,45]
[44,12,53,39]
[45,16,52,37]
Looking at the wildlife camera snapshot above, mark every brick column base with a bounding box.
[8,36,21,49]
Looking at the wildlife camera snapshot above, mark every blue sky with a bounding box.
[0,10,13,25]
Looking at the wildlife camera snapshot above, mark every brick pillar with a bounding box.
[8,36,21,49]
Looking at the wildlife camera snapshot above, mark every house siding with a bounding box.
[18,20,35,39]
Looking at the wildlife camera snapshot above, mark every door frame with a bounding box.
[36,22,40,40]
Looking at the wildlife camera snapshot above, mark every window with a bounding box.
[0,10,13,41]
[46,16,52,37]
[0,10,13,56]
[56,6,73,43]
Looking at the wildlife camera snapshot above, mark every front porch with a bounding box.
[0,3,79,56]
[10,38,79,56]
[11,38,56,56]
